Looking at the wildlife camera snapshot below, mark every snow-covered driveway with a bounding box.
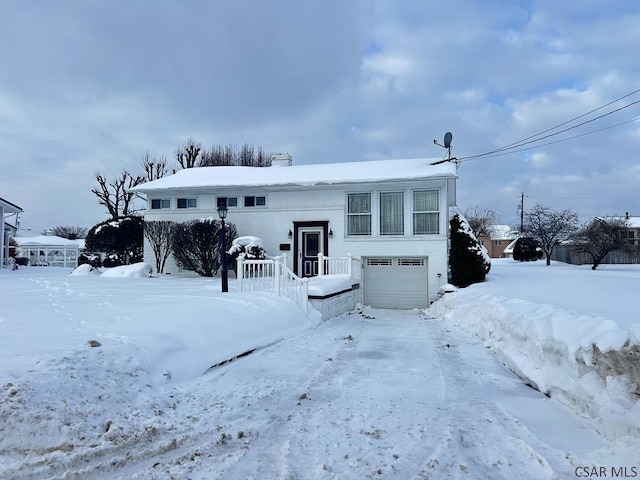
[8,308,607,479]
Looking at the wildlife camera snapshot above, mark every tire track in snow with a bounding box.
[3,308,592,479]
[416,318,569,479]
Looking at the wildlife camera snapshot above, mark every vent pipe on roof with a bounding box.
[626,212,630,220]
[270,153,292,167]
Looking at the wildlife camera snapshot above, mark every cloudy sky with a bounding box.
[1,1,639,233]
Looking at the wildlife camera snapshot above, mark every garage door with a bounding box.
[363,257,429,309]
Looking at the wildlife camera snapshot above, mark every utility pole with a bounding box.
[520,192,524,233]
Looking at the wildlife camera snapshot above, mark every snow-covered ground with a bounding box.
[1,260,638,478]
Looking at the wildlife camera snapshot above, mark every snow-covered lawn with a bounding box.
[0,260,638,478]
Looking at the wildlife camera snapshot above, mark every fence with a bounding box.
[237,255,309,313]
[317,253,352,276]
[236,253,355,313]
[552,245,640,265]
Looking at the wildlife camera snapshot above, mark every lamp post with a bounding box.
[217,205,229,293]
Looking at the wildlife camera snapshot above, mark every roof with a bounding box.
[598,216,640,229]
[490,225,518,240]
[14,235,81,247]
[0,196,23,213]
[130,158,457,193]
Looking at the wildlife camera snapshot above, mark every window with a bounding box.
[347,193,371,235]
[380,192,404,235]
[493,240,502,246]
[366,258,392,266]
[177,198,197,209]
[398,258,425,266]
[413,190,439,234]
[217,197,238,209]
[244,195,266,207]
[151,199,170,209]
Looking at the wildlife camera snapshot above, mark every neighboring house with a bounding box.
[1,196,23,268]
[14,235,81,268]
[619,212,640,246]
[130,156,458,308]
[552,212,640,265]
[478,225,518,258]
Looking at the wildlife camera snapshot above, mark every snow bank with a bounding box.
[0,268,315,477]
[101,262,152,278]
[69,264,100,276]
[428,264,640,440]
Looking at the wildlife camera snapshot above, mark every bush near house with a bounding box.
[228,236,266,261]
[449,213,491,288]
[85,216,144,266]
[171,218,237,277]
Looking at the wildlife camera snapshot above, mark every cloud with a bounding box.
[1,0,639,232]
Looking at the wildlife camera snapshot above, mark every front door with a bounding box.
[293,221,329,278]
[300,228,322,277]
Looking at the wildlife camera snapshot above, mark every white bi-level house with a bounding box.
[131,156,457,309]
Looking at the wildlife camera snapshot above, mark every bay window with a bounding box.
[413,190,439,234]
[380,192,404,235]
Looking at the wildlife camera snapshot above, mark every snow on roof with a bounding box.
[490,225,518,240]
[598,216,640,229]
[130,158,457,193]
[622,216,640,228]
[14,235,81,247]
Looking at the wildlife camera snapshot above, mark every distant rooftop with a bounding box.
[14,235,81,247]
[489,225,518,240]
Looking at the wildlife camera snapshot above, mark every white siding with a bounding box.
[141,179,452,303]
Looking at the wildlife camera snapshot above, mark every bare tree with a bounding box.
[523,204,579,266]
[48,226,88,239]
[573,217,634,270]
[144,220,176,274]
[175,137,202,169]
[200,144,233,166]
[141,152,168,181]
[92,171,145,221]
[199,143,273,167]
[464,207,498,238]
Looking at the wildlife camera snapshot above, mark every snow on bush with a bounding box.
[449,213,491,287]
[228,236,266,260]
[101,262,152,278]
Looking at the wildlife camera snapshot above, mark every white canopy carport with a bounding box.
[14,235,81,268]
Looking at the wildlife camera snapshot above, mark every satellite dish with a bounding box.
[443,132,453,149]
[431,130,456,165]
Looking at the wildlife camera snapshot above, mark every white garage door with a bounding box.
[363,257,429,309]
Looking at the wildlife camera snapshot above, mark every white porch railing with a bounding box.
[317,253,352,276]
[237,254,309,313]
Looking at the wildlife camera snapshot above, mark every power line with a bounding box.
[460,115,640,162]
[457,87,640,162]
